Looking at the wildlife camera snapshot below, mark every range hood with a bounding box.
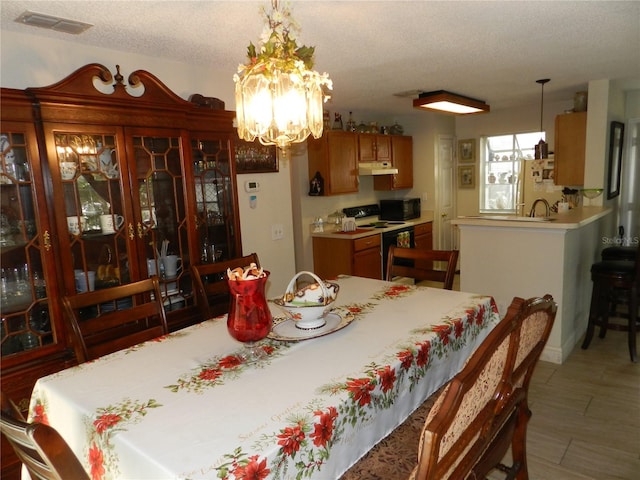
[358,161,398,176]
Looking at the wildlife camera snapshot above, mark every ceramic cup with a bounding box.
[60,162,77,180]
[99,214,124,234]
[66,216,85,235]
[161,255,182,279]
[558,202,570,213]
[74,270,96,293]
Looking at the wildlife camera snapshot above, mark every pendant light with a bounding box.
[233,0,332,150]
[534,79,550,159]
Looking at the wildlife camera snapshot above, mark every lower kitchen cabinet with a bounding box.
[414,222,434,270]
[414,222,433,250]
[313,234,382,280]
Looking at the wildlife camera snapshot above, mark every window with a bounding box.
[480,132,544,213]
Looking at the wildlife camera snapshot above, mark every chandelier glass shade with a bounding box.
[234,1,332,149]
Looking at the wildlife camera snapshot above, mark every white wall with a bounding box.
[1,30,296,297]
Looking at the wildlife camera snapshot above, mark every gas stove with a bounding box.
[342,204,407,229]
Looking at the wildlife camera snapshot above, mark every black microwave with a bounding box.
[379,198,421,221]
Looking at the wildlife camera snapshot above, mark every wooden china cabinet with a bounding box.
[0,64,242,478]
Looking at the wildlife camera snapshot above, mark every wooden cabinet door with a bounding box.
[414,222,433,270]
[358,134,391,163]
[353,247,382,279]
[190,133,241,264]
[1,118,66,366]
[308,131,358,196]
[375,134,391,163]
[391,135,413,189]
[374,135,413,190]
[554,112,586,186]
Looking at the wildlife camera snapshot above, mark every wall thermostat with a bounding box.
[244,180,260,193]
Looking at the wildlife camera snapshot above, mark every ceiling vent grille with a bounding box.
[15,11,93,35]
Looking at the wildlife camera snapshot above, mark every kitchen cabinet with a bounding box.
[307,131,358,196]
[312,234,382,280]
[554,111,587,186]
[358,133,391,163]
[414,222,433,270]
[414,222,433,250]
[1,65,241,477]
[374,135,413,190]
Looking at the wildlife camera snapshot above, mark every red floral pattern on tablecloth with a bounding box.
[165,343,287,394]
[208,290,499,479]
[84,398,162,480]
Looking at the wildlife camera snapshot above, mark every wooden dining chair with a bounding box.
[62,277,169,363]
[386,246,459,290]
[410,295,556,480]
[191,253,260,319]
[1,392,90,480]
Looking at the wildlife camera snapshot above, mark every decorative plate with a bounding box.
[268,310,354,342]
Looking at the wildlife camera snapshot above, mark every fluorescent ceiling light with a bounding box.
[413,90,490,115]
[15,11,93,35]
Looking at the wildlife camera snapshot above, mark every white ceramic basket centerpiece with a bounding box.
[274,271,339,330]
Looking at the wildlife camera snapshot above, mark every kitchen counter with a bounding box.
[311,212,434,239]
[453,206,610,230]
[453,206,612,364]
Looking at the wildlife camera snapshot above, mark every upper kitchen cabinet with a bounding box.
[374,135,413,190]
[358,133,391,163]
[308,130,358,195]
[554,112,587,186]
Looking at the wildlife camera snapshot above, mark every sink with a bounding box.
[462,215,556,222]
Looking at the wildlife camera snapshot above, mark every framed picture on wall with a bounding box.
[458,138,476,163]
[235,136,278,174]
[458,165,475,188]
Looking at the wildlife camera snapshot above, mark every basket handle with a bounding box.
[284,271,330,303]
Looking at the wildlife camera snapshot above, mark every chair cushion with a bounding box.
[601,246,638,261]
[591,260,636,275]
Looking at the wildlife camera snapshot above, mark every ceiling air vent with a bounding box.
[15,11,93,35]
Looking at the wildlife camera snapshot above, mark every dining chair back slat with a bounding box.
[1,392,90,480]
[63,277,168,363]
[386,246,458,290]
[191,253,260,319]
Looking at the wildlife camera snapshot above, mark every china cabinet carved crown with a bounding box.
[0,63,242,476]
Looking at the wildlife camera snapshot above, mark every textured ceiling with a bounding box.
[1,0,639,116]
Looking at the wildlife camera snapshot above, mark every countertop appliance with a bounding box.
[379,198,421,221]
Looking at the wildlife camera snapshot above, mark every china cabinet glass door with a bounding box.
[131,131,192,311]
[191,135,239,263]
[1,123,57,358]
[50,129,133,307]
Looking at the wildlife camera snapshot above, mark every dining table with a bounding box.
[27,274,499,480]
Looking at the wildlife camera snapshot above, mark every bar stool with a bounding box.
[601,245,637,261]
[582,246,639,362]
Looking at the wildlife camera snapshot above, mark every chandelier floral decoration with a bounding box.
[233,0,333,149]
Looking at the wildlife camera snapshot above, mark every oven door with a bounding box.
[382,226,415,276]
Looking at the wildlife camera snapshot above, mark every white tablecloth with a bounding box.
[28,275,499,479]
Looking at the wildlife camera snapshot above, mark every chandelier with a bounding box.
[233,0,332,150]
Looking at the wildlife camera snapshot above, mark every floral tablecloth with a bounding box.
[28,275,499,480]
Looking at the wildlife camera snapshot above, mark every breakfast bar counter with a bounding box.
[27,275,498,479]
[452,206,612,364]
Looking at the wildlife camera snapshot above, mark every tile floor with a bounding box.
[429,275,639,479]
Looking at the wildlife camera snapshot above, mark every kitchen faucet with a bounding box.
[529,198,550,218]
